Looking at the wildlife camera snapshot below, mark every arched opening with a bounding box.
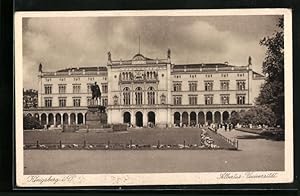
[190,112,196,126]
[182,112,188,126]
[206,111,213,125]
[48,113,54,125]
[214,111,221,124]
[123,87,131,105]
[223,111,229,123]
[26,113,32,117]
[135,111,143,127]
[55,113,61,125]
[78,113,83,124]
[135,87,143,105]
[231,111,237,116]
[63,113,68,125]
[174,112,181,126]
[123,112,131,124]
[147,111,155,127]
[147,87,155,105]
[70,113,76,124]
[34,113,39,120]
[198,112,205,125]
[41,113,47,126]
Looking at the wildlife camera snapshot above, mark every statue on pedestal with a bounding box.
[91,82,101,106]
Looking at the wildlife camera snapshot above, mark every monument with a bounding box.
[85,82,107,128]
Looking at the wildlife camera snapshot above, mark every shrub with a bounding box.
[23,115,43,129]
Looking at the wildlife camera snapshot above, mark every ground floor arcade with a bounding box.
[24,107,247,128]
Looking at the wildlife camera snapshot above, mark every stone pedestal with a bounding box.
[86,105,107,128]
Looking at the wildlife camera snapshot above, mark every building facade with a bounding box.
[24,50,265,128]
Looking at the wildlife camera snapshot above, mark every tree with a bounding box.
[256,17,284,127]
[23,115,43,130]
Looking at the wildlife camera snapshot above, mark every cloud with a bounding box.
[22,15,279,89]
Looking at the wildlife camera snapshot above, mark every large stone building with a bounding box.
[24,50,265,128]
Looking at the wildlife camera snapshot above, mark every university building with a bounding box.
[24,50,265,128]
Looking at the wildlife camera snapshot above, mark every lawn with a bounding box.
[24,128,236,149]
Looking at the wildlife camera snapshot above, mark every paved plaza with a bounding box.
[24,129,284,174]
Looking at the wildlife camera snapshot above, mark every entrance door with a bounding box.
[135,111,143,127]
[124,112,131,124]
[147,111,155,127]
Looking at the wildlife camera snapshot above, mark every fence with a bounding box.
[24,138,231,150]
[207,127,239,150]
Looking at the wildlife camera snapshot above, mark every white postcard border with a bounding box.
[14,9,293,187]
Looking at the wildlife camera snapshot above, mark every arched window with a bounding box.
[135,87,143,105]
[147,87,155,105]
[123,87,130,105]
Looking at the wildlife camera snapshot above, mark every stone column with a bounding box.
[75,114,78,125]
[133,112,136,127]
[143,112,147,127]
[195,113,198,125]
[46,114,49,125]
[61,113,63,125]
[83,113,85,125]
[187,113,190,126]
[204,112,206,125]
[220,112,223,123]
[68,114,71,125]
[212,111,215,123]
[53,115,56,126]
[38,114,41,123]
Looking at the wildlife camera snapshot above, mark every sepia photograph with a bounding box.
[14,9,293,187]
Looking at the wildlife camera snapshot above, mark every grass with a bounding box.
[24,127,237,149]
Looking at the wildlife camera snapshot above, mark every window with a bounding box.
[205,74,212,78]
[44,85,52,94]
[102,83,108,93]
[87,84,92,93]
[88,77,94,81]
[205,95,213,105]
[87,97,92,106]
[237,94,246,104]
[113,95,118,105]
[73,84,81,93]
[173,82,182,92]
[44,98,52,107]
[135,87,143,105]
[189,96,198,105]
[73,98,81,107]
[102,98,108,106]
[123,87,131,105]
[221,95,230,104]
[237,80,246,91]
[147,87,155,105]
[58,85,66,94]
[58,97,66,107]
[160,94,166,104]
[204,81,213,91]
[220,81,229,90]
[59,78,65,82]
[73,77,80,81]
[173,96,182,105]
[221,73,228,77]
[189,82,197,92]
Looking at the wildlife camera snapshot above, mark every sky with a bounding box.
[22,15,282,89]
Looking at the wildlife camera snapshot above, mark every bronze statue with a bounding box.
[108,51,112,61]
[91,82,101,105]
[167,48,171,58]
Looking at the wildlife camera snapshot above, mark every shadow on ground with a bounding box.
[236,134,284,141]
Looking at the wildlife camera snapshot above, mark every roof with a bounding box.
[57,66,107,72]
[173,63,234,69]
[253,71,265,78]
[132,53,153,61]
